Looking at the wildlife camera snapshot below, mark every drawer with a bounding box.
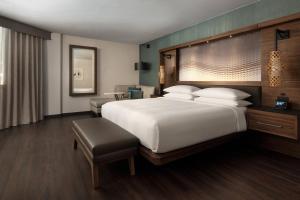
[247,110,298,140]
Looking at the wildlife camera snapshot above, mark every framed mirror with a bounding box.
[69,45,97,96]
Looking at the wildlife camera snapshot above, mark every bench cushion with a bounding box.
[72,118,139,156]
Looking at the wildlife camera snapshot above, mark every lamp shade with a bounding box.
[159,65,165,84]
[268,51,282,87]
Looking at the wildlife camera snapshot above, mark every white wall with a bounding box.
[45,33,139,115]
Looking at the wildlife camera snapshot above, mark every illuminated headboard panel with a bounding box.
[179,31,261,82]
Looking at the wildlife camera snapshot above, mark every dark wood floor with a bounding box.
[0,115,299,200]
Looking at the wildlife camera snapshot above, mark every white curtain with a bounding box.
[0,28,45,130]
[0,27,8,85]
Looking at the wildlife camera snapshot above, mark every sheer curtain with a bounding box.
[0,27,44,130]
[0,28,7,85]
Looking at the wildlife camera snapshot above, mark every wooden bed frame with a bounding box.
[139,133,241,165]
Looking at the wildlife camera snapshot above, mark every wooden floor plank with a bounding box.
[0,114,299,200]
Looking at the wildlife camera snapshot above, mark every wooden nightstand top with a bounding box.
[248,106,300,116]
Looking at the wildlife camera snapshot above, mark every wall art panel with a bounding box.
[179,31,261,82]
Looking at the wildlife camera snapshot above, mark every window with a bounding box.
[0,27,6,85]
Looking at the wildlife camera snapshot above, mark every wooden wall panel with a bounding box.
[261,20,300,110]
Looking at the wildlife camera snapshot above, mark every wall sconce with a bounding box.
[159,65,165,95]
[268,29,290,87]
[163,54,172,59]
[159,65,165,84]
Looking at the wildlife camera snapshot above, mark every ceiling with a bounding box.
[0,0,258,44]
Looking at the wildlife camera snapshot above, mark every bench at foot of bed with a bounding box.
[72,118,139,189]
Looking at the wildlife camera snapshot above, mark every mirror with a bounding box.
[69,45,97,96]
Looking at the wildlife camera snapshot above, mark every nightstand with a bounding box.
[246,107,299,140]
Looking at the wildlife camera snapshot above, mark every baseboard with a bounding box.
[62,111,93,116]
[45,111,94,119]
[44,114,63,119]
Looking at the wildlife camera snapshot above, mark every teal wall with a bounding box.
[139,0,300,86]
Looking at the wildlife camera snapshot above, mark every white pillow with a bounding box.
[163,93,195,101]
[194,97,252,107]
[164,85,200,94]
[192,87,251,100]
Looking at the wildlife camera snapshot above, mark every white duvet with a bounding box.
[102,98,247,153]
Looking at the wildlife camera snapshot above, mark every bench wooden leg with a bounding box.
[128,156,135,176]
[91,163,100,189]
[73,139,77,150]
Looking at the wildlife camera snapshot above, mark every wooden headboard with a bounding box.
[176,82,262,106]
[161,16,300,110]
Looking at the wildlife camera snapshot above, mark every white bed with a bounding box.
[101,97,247,153]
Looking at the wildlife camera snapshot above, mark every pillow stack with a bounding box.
[193,88,252,107]
[162,86,252,107]
[163,85,200,100]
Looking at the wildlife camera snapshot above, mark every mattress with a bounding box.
[101,98,247,153]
